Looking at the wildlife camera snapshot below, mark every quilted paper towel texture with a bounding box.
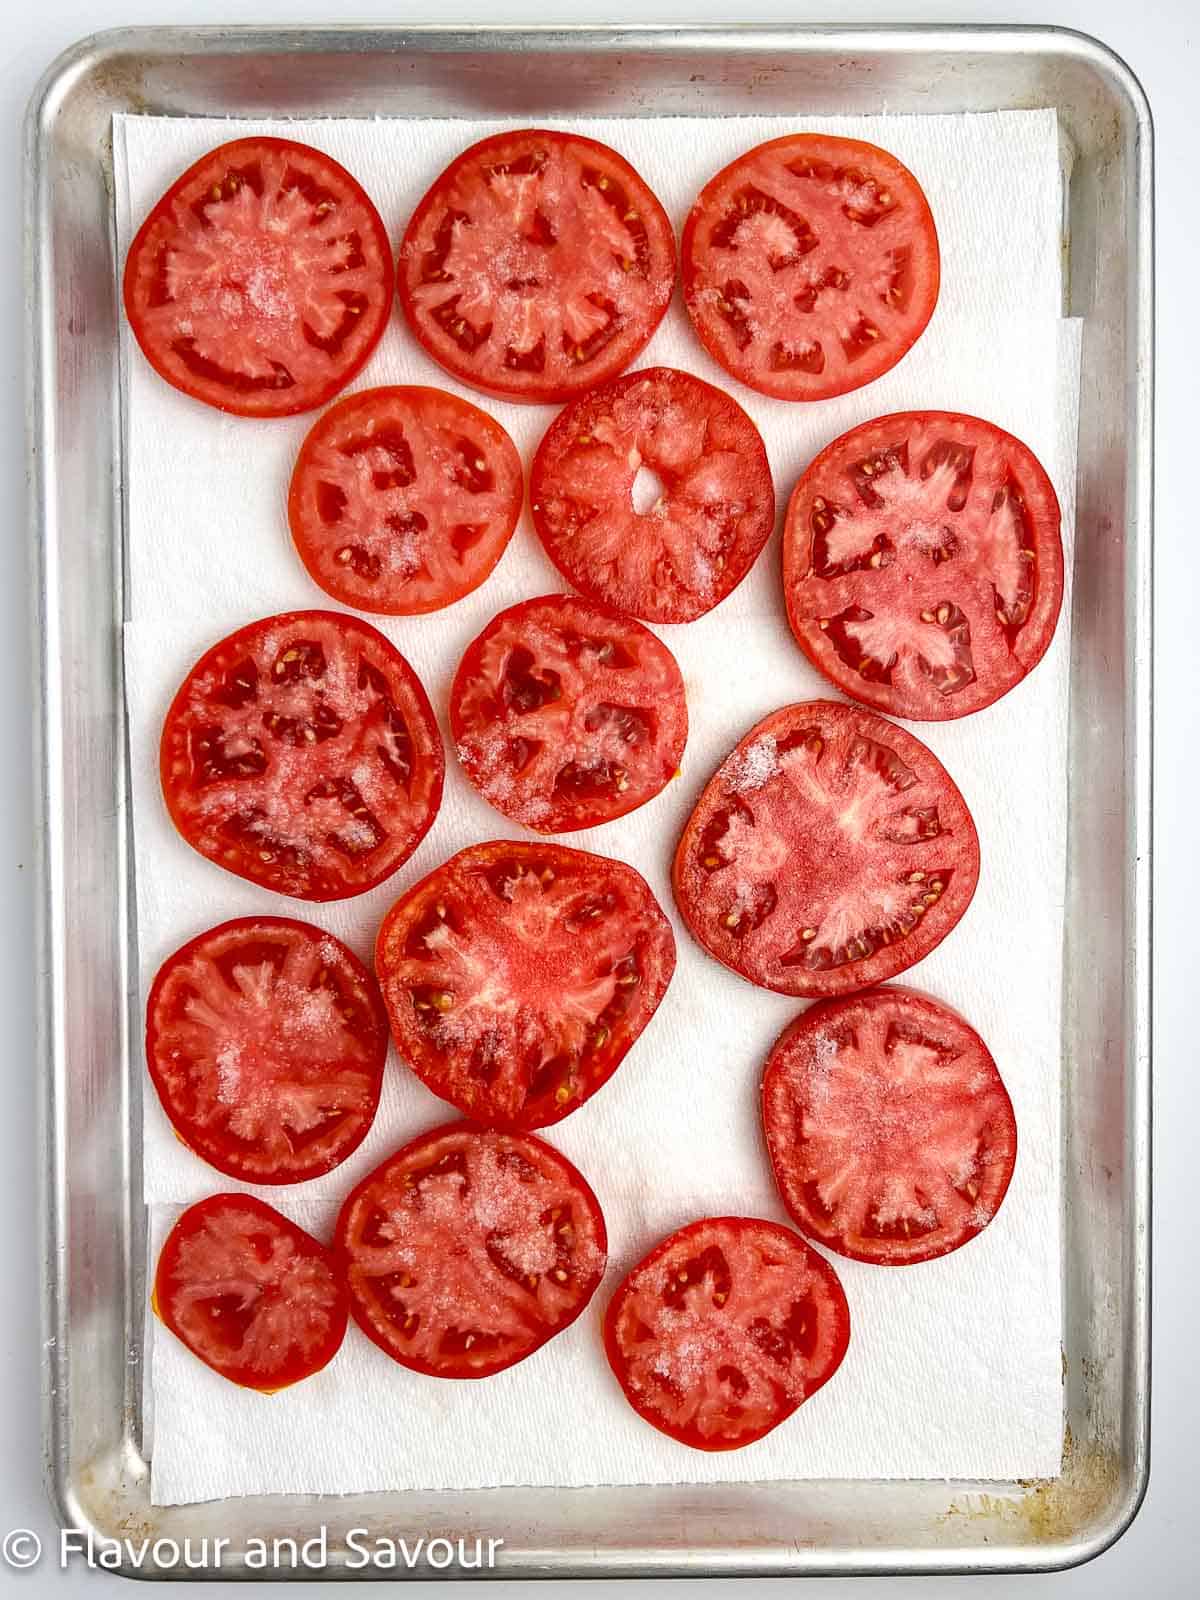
[114,111,1076,1500]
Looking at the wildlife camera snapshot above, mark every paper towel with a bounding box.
[114,110,1077,1503]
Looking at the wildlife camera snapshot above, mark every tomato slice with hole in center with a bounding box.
[154,1194,348,1390]
[160,610,444,901]
[288,386,523,615]
[762,986,1017,1265]
[682,133,939,401]
[398,129,676,403]
[783,411,1064,720]
[335,1121,607,1378]
[375,841,676,1130]
[146,917,389,1185]
[604,1216,849,1451]
[672,700,979,998]
[123,137,394,417]
[530,368,775,623]
[450,594,688,832]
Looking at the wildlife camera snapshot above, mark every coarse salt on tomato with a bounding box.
[336,1123,607,1378]
[762,987,1017,1265]
[673,700,979,998]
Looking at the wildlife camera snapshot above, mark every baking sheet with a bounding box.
[115,110,1078,1504]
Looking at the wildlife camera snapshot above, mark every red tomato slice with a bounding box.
[530,368,775,623]
[398,129,676,403]
[375,842,675,1130]
[154,1194,348,1390]
[673,700,979,998]
[783,411,1064,720]
[123,138,393,418]
[450,595,688,832]
[288,386,523,616]
[762,987,1017,1265]
[682,133,939,401]
[604,1216,849,1451]
[146,917,389,1185]
[160,610,444,901]
[335,1122,607,1378]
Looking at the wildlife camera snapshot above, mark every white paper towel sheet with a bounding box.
[115,110,1077,1504]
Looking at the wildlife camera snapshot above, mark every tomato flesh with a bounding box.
[673,700,979,998]
[398,129,676,403]
[763,987,1017,1265]
[531,368,775,623]
[288,385,523,615]
[683,133,939,401]
[160,610,444,901]
[146,917,389,1184]
[155,1194,348,1390]
[335,1122,607,1378]
[783,411,1064,720]
[604,1216,849,1451]
[375,842,675,1130]
[124,138,393,417]
[450,595,688,832]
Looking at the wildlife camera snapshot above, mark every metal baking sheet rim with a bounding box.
[26,23,1153,1579]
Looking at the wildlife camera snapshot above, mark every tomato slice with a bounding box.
[398,129,676,403]
[682,133,939,401]
[530,368,775,623]
[160,610,444,901]
[154,1194,348,1390]
[450,595,688,832]
[146,917,389,1185]
[335,1121,607,1378]
[604,1216,849,1451]
[762,986,1017,1265]
[287,386,523,615]
[123,137,393,418]
[375,842,675,1130]
[672,700,979,998]
[783,411,1064,720]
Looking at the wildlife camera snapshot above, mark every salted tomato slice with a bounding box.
[160,610,444,901]
[154,1194,348,1391]
[783,411,1064,719]
[450,595,688,832]
[672,700,979,998]
[398,129,675,403]
[288,386,523,615]
[146,917,389,1185]
[335,1122,607,1378]
[123,137,393,417]
[531,368,775,623]
[682,133,939,401]
[604,1216,850,1451]
[762,987,1017,1265]
[375,841,675,1130]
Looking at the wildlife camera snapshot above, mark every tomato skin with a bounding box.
[375,841,676,1131]
[604,1216,850,1451]
[398,129,676,404]
[682,133,939,402]
[335,1121,608,1379]
[145,916,389,1185]
[154,1194,348,1391]
[762,986,1018,1266]
[450,594,688,833]
[159,610,444,902]
[530,368,776,624]
[287,386,523,616]
[783,411,1064,720]
[123,138,394,418]
[672,700,979,998]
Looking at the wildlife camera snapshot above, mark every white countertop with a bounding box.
[2,0,1192,1594]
